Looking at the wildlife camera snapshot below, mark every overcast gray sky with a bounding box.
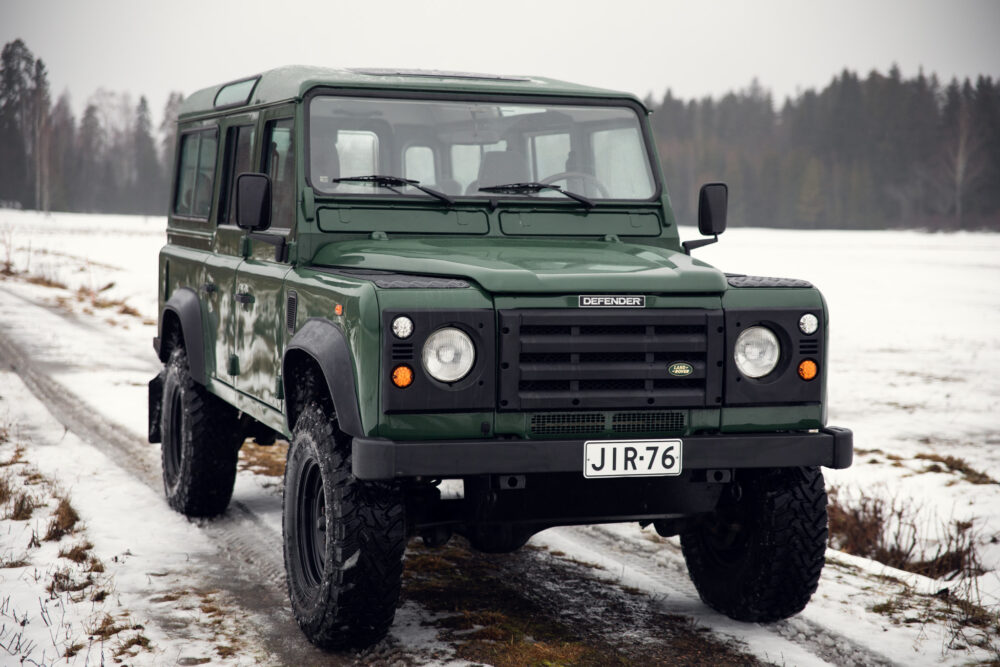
[3,0,998,126]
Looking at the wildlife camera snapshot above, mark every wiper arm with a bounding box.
[332,175,454,205]
[477,182,594,208]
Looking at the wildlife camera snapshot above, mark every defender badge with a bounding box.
[668,362,694,377]
[578,295,646,308]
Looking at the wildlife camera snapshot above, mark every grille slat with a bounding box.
[500,308,721,411]
[520,333,706,354]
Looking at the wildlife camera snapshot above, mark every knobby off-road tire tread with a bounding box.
[681,466,828,622]
[284,394,405,650]
[161,346,241,517]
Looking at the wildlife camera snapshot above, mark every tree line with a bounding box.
[647,69,1000,231]
[0,39,181,215]
[2,38,998,229]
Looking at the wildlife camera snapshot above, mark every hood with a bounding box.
[310,237,727,293]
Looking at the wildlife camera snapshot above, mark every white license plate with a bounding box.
[583,439,683,478]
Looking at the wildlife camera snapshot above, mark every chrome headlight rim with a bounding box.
[734,325,781,379]
[422,326,476,384]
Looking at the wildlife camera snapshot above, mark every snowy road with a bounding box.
[2,210,999,665]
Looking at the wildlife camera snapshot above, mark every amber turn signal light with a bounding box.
[798,359,818,381]
[334,304,344,316]
[392,364,414,388]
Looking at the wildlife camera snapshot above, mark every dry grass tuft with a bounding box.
[59,541,94,564]
[24,273,67,289]
[7,491,36,520]
[0,445,25,467]
[915,453,997,485]
[45,496,80,541]
[47,569,93,594]
[828,488,982,580]
[0,553,29,568]
[87,613,124,640]
[0,471,12,504]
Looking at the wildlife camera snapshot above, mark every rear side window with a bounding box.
[265,118,295,229]
[173,130,218,219]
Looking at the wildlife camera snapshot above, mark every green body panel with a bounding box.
[317,207,490,235]
[720,405,824,432]
[310,237,727,294]
[156,66,839,455]
[498,211,661,237]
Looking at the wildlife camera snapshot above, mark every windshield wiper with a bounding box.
[332,175,454,205]
[477,182,594,208]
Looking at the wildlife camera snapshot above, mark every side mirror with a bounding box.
[698,182,728,236]
[236,173,272,232]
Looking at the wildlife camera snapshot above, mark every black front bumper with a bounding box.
[353,426,853,479]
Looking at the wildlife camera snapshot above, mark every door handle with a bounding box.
[234,292,255,305]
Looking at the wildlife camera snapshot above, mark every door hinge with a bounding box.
[228,354,240,376]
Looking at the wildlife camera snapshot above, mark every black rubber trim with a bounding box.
[352,426,853,479]
[148,371,164,443]
[727,276,814,289]
[283,318,364,436]
[159,287,207,385]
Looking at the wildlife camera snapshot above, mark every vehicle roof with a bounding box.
[178,65,645,119]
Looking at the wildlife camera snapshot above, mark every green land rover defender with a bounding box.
[148,66,853,649]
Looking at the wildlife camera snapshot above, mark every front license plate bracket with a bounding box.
[583,439,683,479]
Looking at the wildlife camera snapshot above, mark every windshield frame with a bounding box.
[303,87,662,205]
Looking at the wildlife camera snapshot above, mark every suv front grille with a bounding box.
[499,309,724,411]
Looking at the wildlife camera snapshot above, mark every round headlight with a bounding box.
[734,326,781,378]
[391,316,414,339]
[422,327,475,383]
[799,313,819,335]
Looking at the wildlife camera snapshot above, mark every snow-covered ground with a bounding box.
[1,209,998,665]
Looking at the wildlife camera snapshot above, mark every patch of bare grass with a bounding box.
[0,444,25,467]
[915,453,997,485]
[238,438,288,478]
[0,471,13,504]
[24,272,68,289]
[47,568,94,594]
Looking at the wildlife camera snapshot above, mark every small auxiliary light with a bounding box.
[798,360,818,381]
[392,316,414,339]
[334,304,344,316]
[799,313,819,335]
[392,364,414,388]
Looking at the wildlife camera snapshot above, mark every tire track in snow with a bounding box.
[534,524,897,667]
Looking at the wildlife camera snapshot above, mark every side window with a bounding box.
[219,124,255,224]
[173,130,218,218]
[264,118,294,229]
[404,145,435,185]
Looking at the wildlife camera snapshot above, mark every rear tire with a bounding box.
[160,345,241,517]
[680,466,828,622]
[282,401,406,650]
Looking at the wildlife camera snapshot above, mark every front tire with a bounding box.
[681,466,828,622]
[160,345,240,516]
[282,402,405,650]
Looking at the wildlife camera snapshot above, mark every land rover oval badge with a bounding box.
[668,362,694,377]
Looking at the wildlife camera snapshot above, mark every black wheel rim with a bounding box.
[295,457,327,589]
[164,389,183,483]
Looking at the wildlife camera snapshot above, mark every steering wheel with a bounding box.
[540,171,611,198]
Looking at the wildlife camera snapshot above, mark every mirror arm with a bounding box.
[682,235,718,255]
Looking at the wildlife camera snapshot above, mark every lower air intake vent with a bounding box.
[530,413,604,435]
[612,411,685,433]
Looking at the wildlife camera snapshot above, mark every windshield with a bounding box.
[308,95,656,201]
